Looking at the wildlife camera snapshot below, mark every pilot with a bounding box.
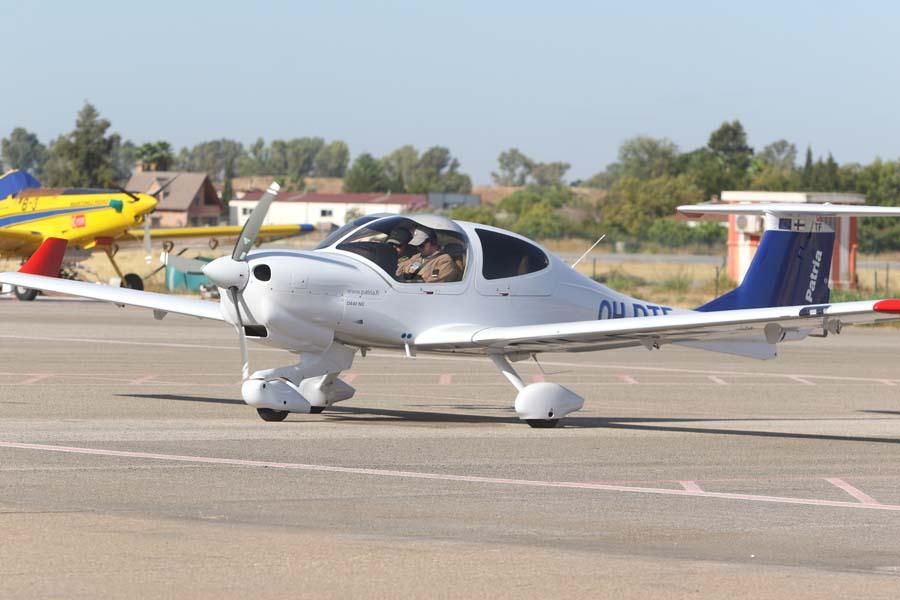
[397,228,462,283]
[386,227,414,271]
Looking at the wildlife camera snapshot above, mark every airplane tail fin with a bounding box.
[677,203,900,312]
[19,238,67,277]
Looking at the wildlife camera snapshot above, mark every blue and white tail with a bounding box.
[676,203,900,312]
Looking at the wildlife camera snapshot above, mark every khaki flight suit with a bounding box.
[397,250,461,283]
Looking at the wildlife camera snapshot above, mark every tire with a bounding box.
[309,406,326,414]
[122,273,144,290]
[14,286,38,301]
[256,408,289,422]
[526,419,560,429]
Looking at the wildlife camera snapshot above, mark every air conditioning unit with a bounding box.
[735,215,763,235]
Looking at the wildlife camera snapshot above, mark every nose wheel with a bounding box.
[256,408,289,422]
[526,419,560,428]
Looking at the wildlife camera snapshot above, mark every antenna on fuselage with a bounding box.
[570,234,606,268]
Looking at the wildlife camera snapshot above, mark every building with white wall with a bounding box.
[229,192,429,228]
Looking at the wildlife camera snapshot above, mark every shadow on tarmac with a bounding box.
[119,392,900,444]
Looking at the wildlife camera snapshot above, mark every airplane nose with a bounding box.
[203,256,250,290]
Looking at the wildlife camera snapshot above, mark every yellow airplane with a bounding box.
[0,170,312,300]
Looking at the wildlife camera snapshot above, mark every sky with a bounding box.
[2,0,899,185]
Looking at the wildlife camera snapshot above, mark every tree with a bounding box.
[514,201,565,239]
[176,139,245,180]
[110,138,137,182]
[617,136,679,180]
[382,145,419,191]
[343,153,392,192]
[491,148,534,186]
[42,102,118,187]
[708,120,753,173]
[447,204,498,226]
[314,140,350,177]
[759,139,797,170]
[530,161,571,186]
[1,127,47,175]
[802,146,814,188]
[136,141,174,171]
[601,175,704,238]
[285,137,325,180]
[405,146,472,193]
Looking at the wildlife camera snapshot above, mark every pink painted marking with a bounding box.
[787,375,814,386]
[342,373,358,384]
[3,442,900,513]
[129,374,156,385]
[530,374,545,383]
[16,374,51,385]
[824,478,881,505]
[707,375,728,385]
[618,374,639,385]
[438,373,453,385]
[880,380,897,387]
[679,481,703,493]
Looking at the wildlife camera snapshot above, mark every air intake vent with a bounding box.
[243,325,268,338]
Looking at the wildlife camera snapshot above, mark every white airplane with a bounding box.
[4,182,900,427]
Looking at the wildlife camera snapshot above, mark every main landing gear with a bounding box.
[14,286,39,301]
[488,354,585,428]
[105,247,144,290]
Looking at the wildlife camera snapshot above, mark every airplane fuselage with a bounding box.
[230,220,678,355]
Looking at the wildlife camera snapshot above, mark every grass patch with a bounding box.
[656,271,692,294]
[594,268,645,294]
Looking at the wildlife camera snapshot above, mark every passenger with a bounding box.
[397,228,462,283]
[386,227,414,272]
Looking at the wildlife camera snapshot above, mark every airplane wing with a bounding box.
[0,272,223,321]
[414,300,900,354]
[0,228,44,253]
[123,224,314,242]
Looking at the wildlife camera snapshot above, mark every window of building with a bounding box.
[476,228,549,280]
[320,209,333,217]
[242,207,252,216]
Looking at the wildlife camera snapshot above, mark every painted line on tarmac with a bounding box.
[679,481,703,493]
[375,353,900,386]
[618,374,639,385]
[0,334,285,353]
[707,375,728,385]
[787,375,815,386]
[14,374,51,385]
[824,478,882,505]
[3,441,900,513]
[438,373,453,385]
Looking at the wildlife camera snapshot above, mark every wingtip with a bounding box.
[873,299,900,314]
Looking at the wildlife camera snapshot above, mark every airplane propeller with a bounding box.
[202,181,281,380]
[119,175,180,264]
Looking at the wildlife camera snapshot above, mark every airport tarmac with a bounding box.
[2,299,900,598]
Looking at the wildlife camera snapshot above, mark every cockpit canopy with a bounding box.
[318,214,552,285]
[331,215,468,283]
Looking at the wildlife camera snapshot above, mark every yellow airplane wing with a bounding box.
[0,228,45,254]
[124,223,314,241]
